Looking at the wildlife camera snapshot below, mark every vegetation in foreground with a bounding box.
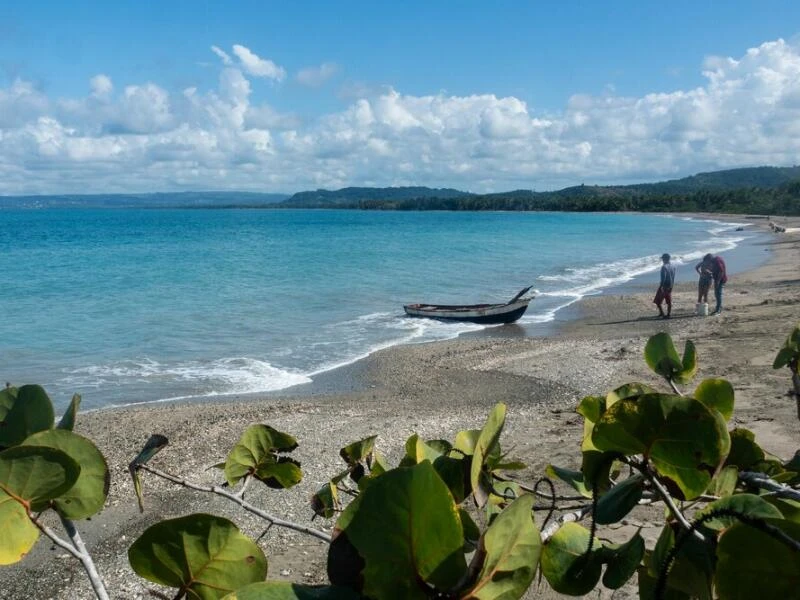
[1,325,800,599]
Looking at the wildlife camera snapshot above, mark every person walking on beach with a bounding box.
[702,253,728,314]
[654,253,676,319]
[695,259,713,304]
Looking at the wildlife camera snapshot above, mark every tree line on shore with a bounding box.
[295,180,800,215]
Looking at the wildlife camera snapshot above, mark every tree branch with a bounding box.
[137,464,332,543]
[30,514,110,600]
[541,505,594,541]
[629,460,706,543]
[59,516,111,600]
[739,471,800,502]
[494,473,587,502]
[30,515,83,560]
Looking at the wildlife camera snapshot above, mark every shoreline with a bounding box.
[3,215,799,599]
[87,210,771,410]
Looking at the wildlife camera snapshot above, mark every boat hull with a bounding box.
[403,299,531,324]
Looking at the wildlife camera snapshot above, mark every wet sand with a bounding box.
[3,216,799,600]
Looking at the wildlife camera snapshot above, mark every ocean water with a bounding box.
[0,208,755,411]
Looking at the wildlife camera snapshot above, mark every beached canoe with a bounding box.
[403,286,534,324]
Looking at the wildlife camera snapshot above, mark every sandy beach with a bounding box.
[3,216,799,600]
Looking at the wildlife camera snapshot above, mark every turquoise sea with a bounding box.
[0,209,758,411]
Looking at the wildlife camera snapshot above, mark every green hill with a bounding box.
[278,186,471,208]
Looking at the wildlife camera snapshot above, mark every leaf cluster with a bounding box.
[0,386,108,565]
[4,326,800,600]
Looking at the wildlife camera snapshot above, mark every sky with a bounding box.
[2,1,800,195]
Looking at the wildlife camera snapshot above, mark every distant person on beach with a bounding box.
[702,253,728,315]
[695,259,713,304]
[654,253,676,319]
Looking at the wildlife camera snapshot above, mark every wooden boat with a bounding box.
[403,286,534,324]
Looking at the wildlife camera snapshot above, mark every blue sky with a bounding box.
[1,1,800,194]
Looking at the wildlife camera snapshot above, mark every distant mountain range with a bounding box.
[276,166,800,208]
[0,191,290,209]
[2,166,799,213]
[280,186,469,207]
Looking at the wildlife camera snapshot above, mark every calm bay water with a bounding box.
[0,208,754,411]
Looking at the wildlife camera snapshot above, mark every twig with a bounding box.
[137,464,332,543]
[59,516,111,600]
[541,505,594,541]
[31,515,110,600]
[739,471,800,502]
[236,475,252,500]
[668,378,683,396]
[30,515,83,560]
[494,474,587,501]
[631,461,706,543]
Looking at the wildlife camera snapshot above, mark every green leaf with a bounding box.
[0,445,80,509]
[592,394,730,500]
[0,384,55,448]
[675,340,698,384]
[128,513,267,600]
[370,451,389,476]
[0,445,80,564]
[465,493,541,600]
[256,458,303,489]
[605,383,656,409]
[0,490,39,565]
[648,524,714,598]
[432,454,469,504]
[311,481,340,519]
[22,429,109,519]
[339,436,377,467]
[545,465,591,498]
[772,324,800,369]
[638,565,690,600]
[540,522,602,596]
[715,518,800,599]
[0,386,18,422]
[644,332,683,380]
[694,379,735,420]
[601,531,645,589]
[765,497,800,523]
[459,508,480,552]
[708,465,739,497]
[695,493,783,532]
[57,394,81,431]
[471,403,507,508]
[594,474,644,525]
[485,481,522,525]
[452,429,477,456]
[223,582,362,599]
[649,524,674,579]
[328,461,467,599]
[577,395,605,423]
[224,425,300,488]
[725,428,765,470]
[580,450,616,494]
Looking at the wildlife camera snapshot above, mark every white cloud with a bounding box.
[232,44,286,81]
[90,74,113,98]
[296,62,339,87]
[2,37,800,194]
[210,45,232,65]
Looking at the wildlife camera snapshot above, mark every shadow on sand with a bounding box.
[596,313,702,326]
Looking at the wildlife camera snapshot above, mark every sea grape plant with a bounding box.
[773,322,800,419]
[0,385,111,599]
[4,327,800,600]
